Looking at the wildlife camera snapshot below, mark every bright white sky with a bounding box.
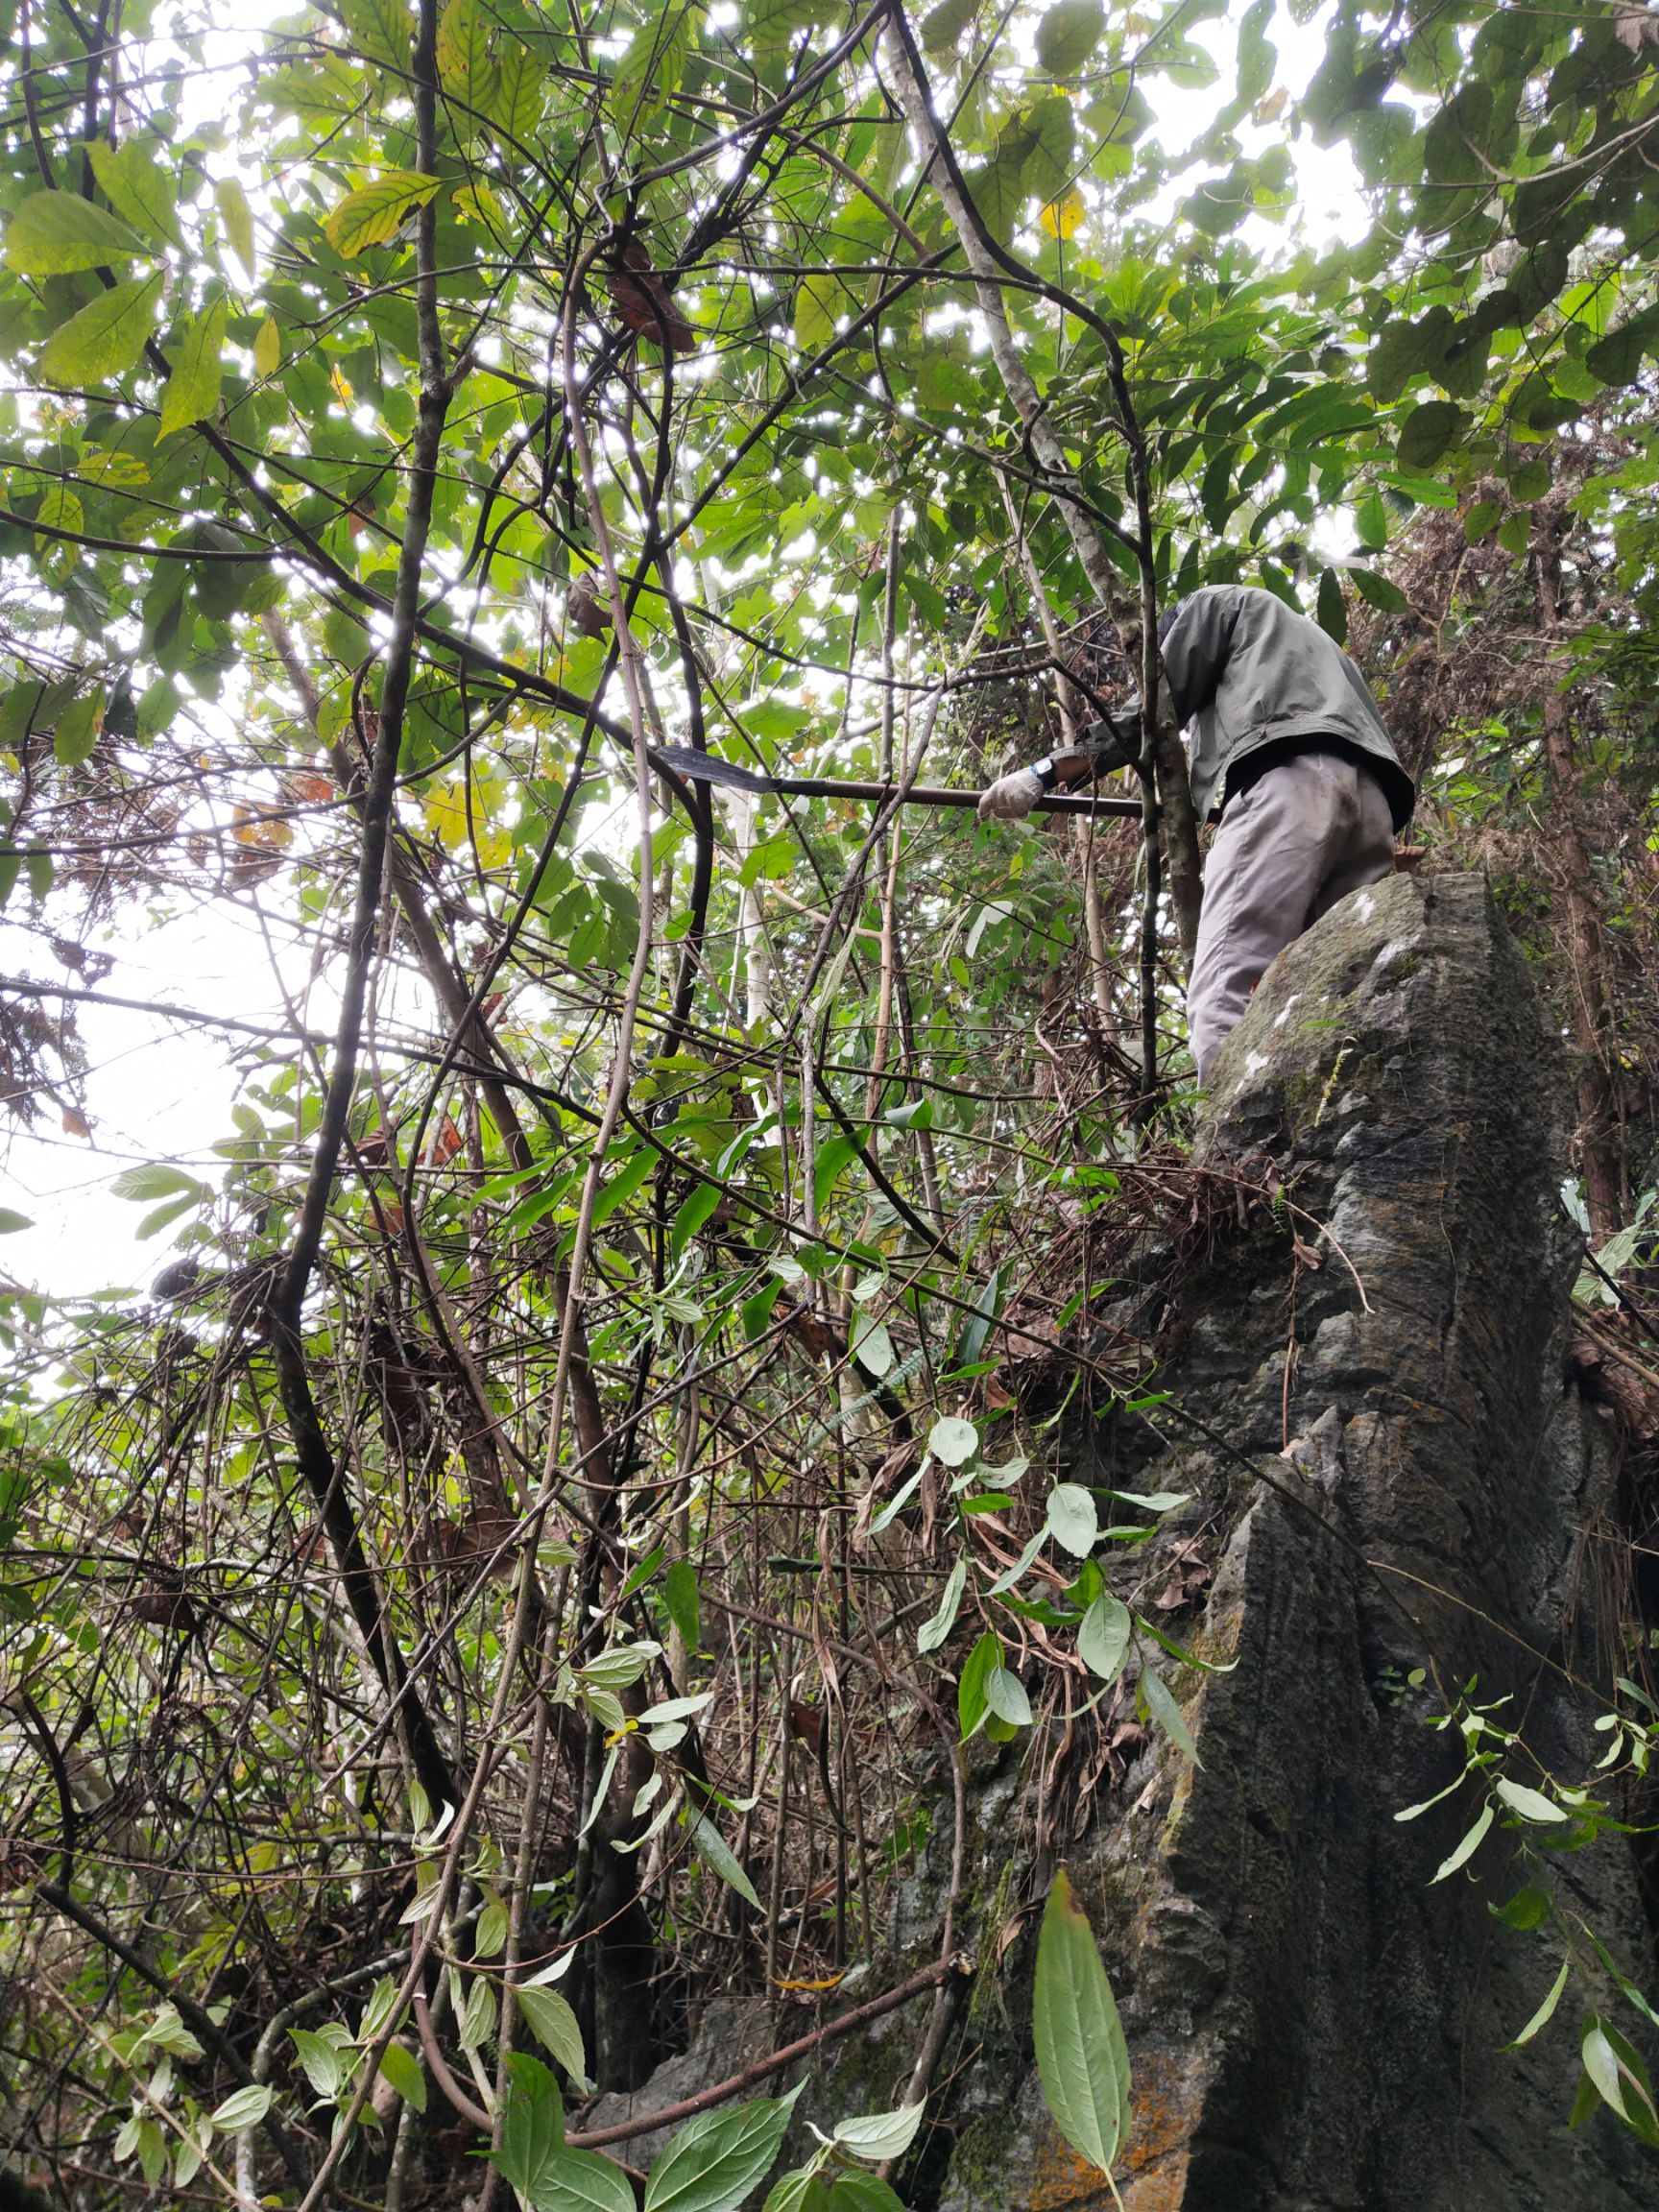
[0,0,1371,1312]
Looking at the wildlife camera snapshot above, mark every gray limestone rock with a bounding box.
[579,874,1656,2211]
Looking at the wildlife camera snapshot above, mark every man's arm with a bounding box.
[975,710,1138,821]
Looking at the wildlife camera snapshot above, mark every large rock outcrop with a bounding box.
[587,873,1655,2210]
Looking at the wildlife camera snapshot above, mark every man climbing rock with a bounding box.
[978,584,1415,1084]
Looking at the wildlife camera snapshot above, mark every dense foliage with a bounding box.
[4,0,1659,2203]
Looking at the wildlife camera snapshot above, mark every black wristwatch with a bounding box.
[1030,755,1058,791]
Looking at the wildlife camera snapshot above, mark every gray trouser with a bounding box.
[1188,750,1395,1085]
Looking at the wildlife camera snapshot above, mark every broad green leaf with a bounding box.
[89,140,178,246]
[957,1629,999,1738]
[39,274,162,388]
[664,1558,700,1651]
[289,2026,343,2098]
[1395,399,1465,469]
[528,2149,638,2211]
[985,1664,1031,1727]
[1036,0,1103,75]
[644,2089,799,2212]
[515,1984,587,2082]
[830,2101,925,2162]
[1077,1593,1131,1683]
[922,0,976,53]
[928,1415,978,1467]
[378,2039,427,2112]
[111,1163,205,1202]
[5,191,148,274]
[1032,1868,1130,2176]
[1315,566,1348,644]
[1046,1483,1097,1558]
[158,296,229,438]
[209,2083,273,2131]
[495,2054,565,2200]
[1494,1776,1567,1824]
[0,1209,35,1235]
[324,171,442,257]
[54,688,104,767]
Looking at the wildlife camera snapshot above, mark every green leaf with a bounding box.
[1489,1883,1551,1932]
[290,2027,342,2098]
[1431,1800,1493,1883]
[0,1209,35,1235]
[89,140,179,246]
[53,687,104,767]
[830,2101,926,2162]
[957,1629,999,1738]
[1315,567,1348,645]
[1077,1593,1131,1683]
[378,2040,427,2112]
[209,2083,273,2131]
[921,0,976,53]
[985,1664,1032,1727]
[1046,1483,1097,1558]
[494,2054,565,2200]
[5,191,148,274]
[39,272,163,388]
[1032,1867,1130,2176]
[1395,399,1465,469]
[1503,1955,1570,2050]
[111,1163,204,1202]
[528,2149,639,2212]
[1035,0,1103,75]
[664,1558,700,1651]
[324,171,442,257]
[644,2090,799,2212]
[158,296,229,439]
[516,1985,588,2083]
[688,1813,760,1910]
[1139,1666,1199,1765]
[215,178,257,276]
[1494,1775,1567,1824]
[917,1558,967,1654]
[928,1415,978,1467]
[1347,567,1408,614]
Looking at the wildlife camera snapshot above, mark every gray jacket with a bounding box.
[1087,585,1414,830]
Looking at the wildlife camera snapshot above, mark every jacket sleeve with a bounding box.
[1159,588,1242,726]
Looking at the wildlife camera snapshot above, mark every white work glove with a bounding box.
[976,766,1044,824]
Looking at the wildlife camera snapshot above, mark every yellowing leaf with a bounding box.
[438,0,499,132]
[323,170,441,258]
[76,448,151,486]
[39,273,163,388]
[453,181,504,228]
[215,177,257,276]
[158,296,229,438]
[253,314,281,377]
[329,363,354,406]
[1040,187,1085,240]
